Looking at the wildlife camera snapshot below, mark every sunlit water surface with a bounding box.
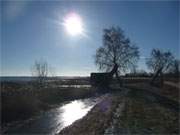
[6,97,101,134]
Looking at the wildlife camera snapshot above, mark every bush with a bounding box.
[2,95,41,123]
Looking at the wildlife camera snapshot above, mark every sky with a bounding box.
[1,1,179,76]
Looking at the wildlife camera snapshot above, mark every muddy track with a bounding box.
[126,87,180,112]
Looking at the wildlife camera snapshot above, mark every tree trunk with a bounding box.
[160,71,164,87]
[115,71,123,87]
[150,67,163,85]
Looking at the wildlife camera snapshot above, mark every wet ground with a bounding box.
[5,96,102,134]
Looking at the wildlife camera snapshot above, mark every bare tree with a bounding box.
[95,27,139,86]
[146,49,174,86]
[173,59,180,77]
[168,59,180,77]
[32,59,48,87]
[130,64,138,75]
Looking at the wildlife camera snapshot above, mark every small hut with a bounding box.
[90,64,118,87]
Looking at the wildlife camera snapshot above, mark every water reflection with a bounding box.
[59,85,91,88]
[56,100,95,133]
[6,97,99,134]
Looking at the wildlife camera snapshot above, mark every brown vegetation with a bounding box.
[1,80,95,125]
[118,94,179,134]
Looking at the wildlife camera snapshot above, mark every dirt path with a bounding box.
[105,87,179,134]
[128,86,180,112]
[126,83,180,111]
[141,89,179,111]
[59,86,179,134]
[164,81,180,89]
[104,101,125,135]
[104,89,129,135]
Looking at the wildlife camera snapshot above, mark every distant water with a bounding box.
[0,77,36,82]
[0,76,89,82]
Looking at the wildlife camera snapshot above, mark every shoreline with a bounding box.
[59,92,125,135]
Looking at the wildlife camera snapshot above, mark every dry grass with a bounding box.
[60,88,179,135]
[125,82,180,103]
[2,81,95,124]
[117,93,179,134]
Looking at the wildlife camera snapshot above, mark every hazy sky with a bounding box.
[1,1,179,76]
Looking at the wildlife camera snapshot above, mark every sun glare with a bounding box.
[61,101,92,126]
[63,13,83,36]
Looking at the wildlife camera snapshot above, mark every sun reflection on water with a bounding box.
[61,100,93,127]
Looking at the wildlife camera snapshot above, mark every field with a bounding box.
[1,77,179,134]
[59,77,180,134]
[1,77,94,126]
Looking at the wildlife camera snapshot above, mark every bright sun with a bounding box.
[63,13,83,36]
